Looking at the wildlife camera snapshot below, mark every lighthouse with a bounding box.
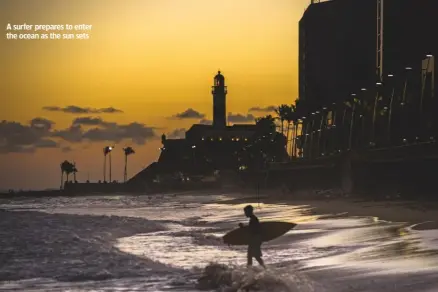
[212,70,227,128]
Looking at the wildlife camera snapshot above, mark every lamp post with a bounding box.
[108,146,114,182]
[192,145,196,169]
[348,93,358,149]
[371,81,383,145]
[386,74,395,145]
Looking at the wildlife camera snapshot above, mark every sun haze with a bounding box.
[0,0,310,190]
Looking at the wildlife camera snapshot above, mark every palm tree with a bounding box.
[103,146,111,182]
[255,115,276,135]
[293,98,304,157]
[123,146,135,182]
[60,160,71,189]
[275,104,289,136]
[285,104,297,158]
[65,162,74,183]
[72,162,78,182]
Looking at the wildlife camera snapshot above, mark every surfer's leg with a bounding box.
[253,244,265,268]
[255,256,266,269]
[247,245,253,266]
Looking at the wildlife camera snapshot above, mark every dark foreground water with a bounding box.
[0,192,437,291]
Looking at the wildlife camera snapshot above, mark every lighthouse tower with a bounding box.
[212,70,227,128]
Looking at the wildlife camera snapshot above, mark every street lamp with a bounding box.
[108,146,114,182]
[191,145,197,167]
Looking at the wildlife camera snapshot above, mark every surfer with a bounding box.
[239,205,266,269]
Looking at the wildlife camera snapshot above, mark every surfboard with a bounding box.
[223,221,297,246]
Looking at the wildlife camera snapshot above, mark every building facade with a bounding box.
[299,0,438,106]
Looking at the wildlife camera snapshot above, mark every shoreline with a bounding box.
[218,189,438,231]
[2,187,437,231]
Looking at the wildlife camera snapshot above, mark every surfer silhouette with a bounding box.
[239,205,266,268]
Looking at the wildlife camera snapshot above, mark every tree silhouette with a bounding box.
[275,104,289,136]
[60,160,75,187]
[103,146,111,182]
[123,147,135,182]
[60,160,71,189]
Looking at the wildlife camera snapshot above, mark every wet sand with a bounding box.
[217,189,438,231]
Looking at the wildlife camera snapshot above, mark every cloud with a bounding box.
[0,116,158,154]
[0,118,58,153]
[52,125,84,143]
[82,122,156,145]
[171,108,205,119]
[199,119,212,125]
[227,113,256,123]
[248,105,276,112]
[72,117,114,127]
[34,139,59,148]
[61,146,72,152]
[53,119,157,145]
[43,105,123,114]
[167,128,186,139]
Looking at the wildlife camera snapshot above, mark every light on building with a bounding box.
[405,67,412,70]
[236,138,240,141]
[376,82,382,85]
[361,88,367,91]
[426,54,433,58]
[388,74,394,77]
[192,145,196,149]
[219,137,222,141]
[201,137,205,141]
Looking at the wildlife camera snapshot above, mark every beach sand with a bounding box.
[217,188,438,231]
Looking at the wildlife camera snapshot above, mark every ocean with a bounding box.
[0,192,437,291]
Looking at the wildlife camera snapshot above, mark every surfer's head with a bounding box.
[244,205,254,217]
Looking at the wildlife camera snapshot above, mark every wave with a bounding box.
[194,262,323,292]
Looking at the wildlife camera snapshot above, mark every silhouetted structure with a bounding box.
[131,72,288,183]
[299,0,437,106]
[297,0,438,157]
[212,71,227,128]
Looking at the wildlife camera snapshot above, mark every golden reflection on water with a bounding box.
[112,197,438,276]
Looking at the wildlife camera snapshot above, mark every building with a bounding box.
[157,71,288,173]
[299,0,438,106]
[212,71,227,128]
[297,0,438,158]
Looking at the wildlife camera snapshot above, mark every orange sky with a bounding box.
[0,0,310,190]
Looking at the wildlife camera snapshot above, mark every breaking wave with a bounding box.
[194,262,323,292]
